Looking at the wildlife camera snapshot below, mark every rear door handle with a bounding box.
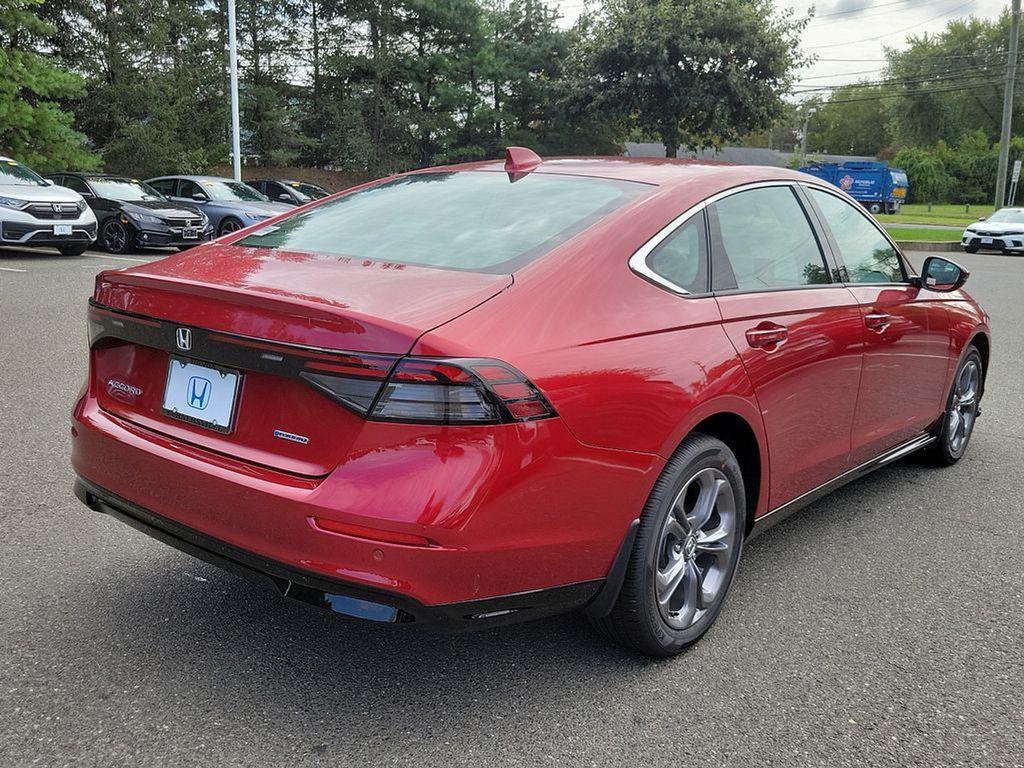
[864,312,892,331]
[745,322,788,349]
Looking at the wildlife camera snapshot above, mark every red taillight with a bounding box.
[300,355,556,425]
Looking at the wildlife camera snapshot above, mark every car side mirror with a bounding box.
[191,193,208,202]
[920,256,969,292]
[42,179,54,186]
[277,193,291,202]
[976,216,986,221]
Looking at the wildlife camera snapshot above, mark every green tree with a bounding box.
[885,14,1019,147]
[0,0,98,170]
[892,146,949,206]
[577,0,807,157]
[807,84,893,156]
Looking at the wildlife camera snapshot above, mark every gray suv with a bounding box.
[145,175,291,236]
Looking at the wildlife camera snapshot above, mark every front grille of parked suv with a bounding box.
[25,201,84,220]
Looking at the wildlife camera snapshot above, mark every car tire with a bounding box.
[927,346,983,466]
[868,202,882,214]
[56,243,90,256]
[100,219,134,254]
[963,245,979,254]
[590,433,746,657]
[218,217,243,236]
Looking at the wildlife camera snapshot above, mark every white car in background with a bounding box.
[962,207,1024,254]
[0,156,97,256]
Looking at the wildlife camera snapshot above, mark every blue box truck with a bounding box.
[797,161,909,214]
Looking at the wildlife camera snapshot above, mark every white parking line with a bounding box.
[0,266,28,273]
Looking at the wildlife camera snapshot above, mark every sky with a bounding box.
[552,0,1011,96]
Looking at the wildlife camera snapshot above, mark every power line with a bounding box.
[807,77,1006,103]
[812,0,936,19]
[805,0,975,48]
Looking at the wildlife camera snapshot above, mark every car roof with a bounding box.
[147,175,239,183]
[54,172,134,180]
[420,156,812,188]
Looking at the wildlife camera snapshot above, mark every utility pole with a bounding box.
[995,0,1021,210]
[227,0,242,182]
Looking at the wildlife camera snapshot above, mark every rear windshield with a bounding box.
[237,171,649,273]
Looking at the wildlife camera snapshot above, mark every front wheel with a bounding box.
[218,217,243,236]
[590,433,746,657]
[867,202,883,214]
[928,347,983,466]
[963,245,979,254]
[100,219,134,254]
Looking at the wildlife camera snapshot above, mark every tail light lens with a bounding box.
[300,355,556,425]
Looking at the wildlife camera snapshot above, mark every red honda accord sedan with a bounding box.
[72,149,991,656]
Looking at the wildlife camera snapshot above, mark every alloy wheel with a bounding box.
[947,358,980,456]
[219,218,242,235]
[102,221,128,253]
[655,467,738,630]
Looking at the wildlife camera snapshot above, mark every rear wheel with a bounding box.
[867,202,883,214]
[928,347,983,466]
[590,433,746,657]
[963,245,979,254]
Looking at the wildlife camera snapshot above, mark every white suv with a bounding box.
[0,156,97,255]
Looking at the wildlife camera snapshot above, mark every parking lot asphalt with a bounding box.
[1,244,1022,768]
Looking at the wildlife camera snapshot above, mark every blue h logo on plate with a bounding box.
[187,376,212,410]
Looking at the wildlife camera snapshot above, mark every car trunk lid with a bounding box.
[90,244,511,475]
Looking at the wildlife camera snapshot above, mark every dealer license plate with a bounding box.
[161,357,241,433]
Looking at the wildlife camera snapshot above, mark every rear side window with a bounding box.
[149,179,177,196]
[808,188,906,283]
[644,214,707,293]
[710,186,830,291]
[62,176,91,195]
[237,171,649,273]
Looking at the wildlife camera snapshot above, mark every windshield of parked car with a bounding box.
[88,178,165,201]
[984,207,1024,224]
[237,171,649,273]
[202,181,268,202]
[0,159,47,187]
[296,182,329,200]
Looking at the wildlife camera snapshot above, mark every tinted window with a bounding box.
[178,180,208,200]
[711,186,829,290]
[148,179,177,196]
[61,176,91,195]
[237,171,648,273]
[645,214,707,293]
[809,188,905,283]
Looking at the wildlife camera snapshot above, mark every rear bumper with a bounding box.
[75,476,600,630]
[72,389,658,617]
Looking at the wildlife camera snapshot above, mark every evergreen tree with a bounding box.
[0,0,98,170]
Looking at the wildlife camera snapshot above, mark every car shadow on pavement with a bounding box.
[37,459,945,744]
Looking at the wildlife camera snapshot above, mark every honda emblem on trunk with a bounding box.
[176,327,192,351]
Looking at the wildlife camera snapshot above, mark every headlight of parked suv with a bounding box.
[126,211,162,226]
[0,196,26,210]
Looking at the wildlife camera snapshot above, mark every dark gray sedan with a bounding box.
[145,175,292,236]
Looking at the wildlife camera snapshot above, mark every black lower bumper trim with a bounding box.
[74,477,601,631]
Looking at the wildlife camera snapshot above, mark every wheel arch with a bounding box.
[969,330,990,388]
[686,412,764,536]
